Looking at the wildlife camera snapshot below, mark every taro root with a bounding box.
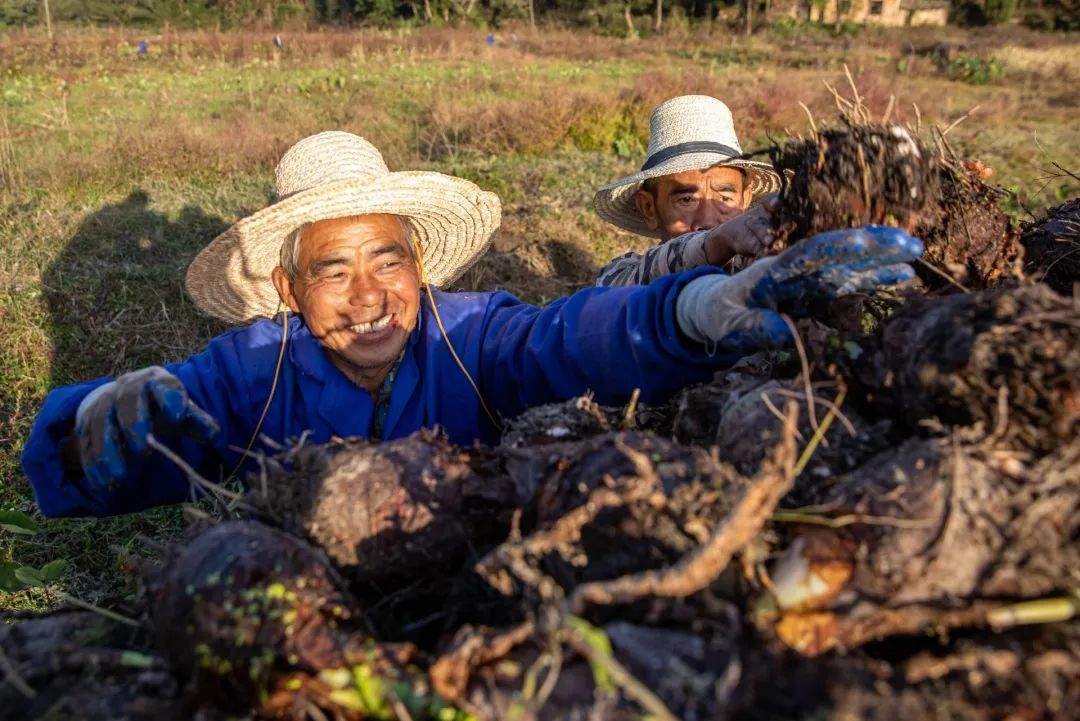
[922,157,1023,290]
[864,284,1080,452]
[249,429,525,586]
[672,371,890,479]
[770,123,1021,290]
[1022,198,1080,296]
[144,520,368,712]
[495,431,748,590]
[761,433,1080,656]
[0,610,181,721]
[771,124,938,246]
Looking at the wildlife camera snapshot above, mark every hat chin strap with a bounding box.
[228,301,290,481]
[641,140,743,171]
[412,239,502,431]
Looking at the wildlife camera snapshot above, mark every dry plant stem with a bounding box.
[760,391,806,442]
[59,592,140,627]
[792,386,845,477]
[771,388,857,436]
[798,101,818,135]
[568,403,799,614]
[987,592,1080,630]
[562,621,679,721]
[146,433,244,508]
[622,388,641,431]
[0,645,36,698]
[840,603,999,649]
[781,315,820,436]
[941,106,981,137]
[916,257,971,292]
[770,509,936,529]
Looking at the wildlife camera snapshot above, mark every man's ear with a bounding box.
[633,189,661,231]
[271,267,302,315]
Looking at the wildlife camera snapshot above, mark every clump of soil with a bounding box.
[862,284,1080,452]
[0,610,181,721]
[1022,198,1080,296]
[770,123,938,244]
[770,123,1022,290]
[500,394,616,447]
[920,158,1023,290]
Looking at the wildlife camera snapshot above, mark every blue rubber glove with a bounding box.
[75,366,220,490]
[676,225,924,354]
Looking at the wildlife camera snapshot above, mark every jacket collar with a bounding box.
[286,308,427,438]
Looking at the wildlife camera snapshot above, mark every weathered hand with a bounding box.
[75,366,220,490]
[677,225,924,355]
[703,194,778,266]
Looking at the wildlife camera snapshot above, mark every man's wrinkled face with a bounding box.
[634,165,753,240]
[272,214,420,391]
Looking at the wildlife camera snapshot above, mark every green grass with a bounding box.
[1,23,1077,613]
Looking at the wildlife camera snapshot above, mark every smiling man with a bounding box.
[595,95,782,286]
[22,131,924,518]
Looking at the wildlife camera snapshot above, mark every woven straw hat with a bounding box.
[594,95,781,238]
[186,131,501,324]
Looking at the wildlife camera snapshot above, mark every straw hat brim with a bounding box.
[594,153,781,239]
[185,171,501,324]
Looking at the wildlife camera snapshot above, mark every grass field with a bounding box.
[1,22,1077,612]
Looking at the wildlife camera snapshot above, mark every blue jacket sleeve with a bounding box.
[477,268,736,419]
[21,322,279,518]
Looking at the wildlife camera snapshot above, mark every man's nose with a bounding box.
[697,198,744,231]
[348,273,385,307]
[692,200,727,232]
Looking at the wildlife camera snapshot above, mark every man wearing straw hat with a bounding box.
[22,131,923,518]
[595,95,782,287]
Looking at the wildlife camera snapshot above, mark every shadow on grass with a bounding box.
[43,190,229,389]
[456,236,599,304]
[10,190,231,607]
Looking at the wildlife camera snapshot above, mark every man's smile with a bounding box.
[345,313,397,339]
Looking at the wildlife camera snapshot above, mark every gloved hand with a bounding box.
[677,225,924,354]
[75,366,220,490]
[703,193,778,266]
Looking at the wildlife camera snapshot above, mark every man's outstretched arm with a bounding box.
[595,230,711,287]
[488,226,924,419]
[595,201,776,287]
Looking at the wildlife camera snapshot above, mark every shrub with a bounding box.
[946,55,1004,85]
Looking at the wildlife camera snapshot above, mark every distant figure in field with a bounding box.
[273,34,284,50]
[137,39,149,57]
[594,95,782,287]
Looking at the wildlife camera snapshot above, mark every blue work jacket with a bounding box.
[23,272,729,518]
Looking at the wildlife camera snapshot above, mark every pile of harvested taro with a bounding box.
[3,121,1078,721]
